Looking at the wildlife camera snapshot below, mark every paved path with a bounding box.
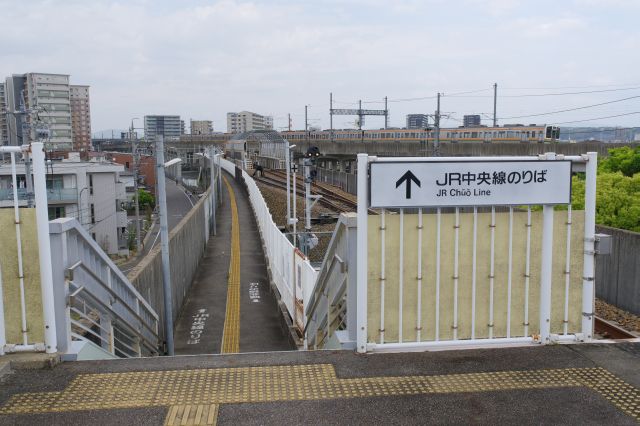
[173,171,293,355]
[0,343,638,424]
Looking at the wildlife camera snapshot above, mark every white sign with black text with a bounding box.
[369,160,572,208]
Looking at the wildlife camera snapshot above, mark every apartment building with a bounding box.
[463,114,481,127]
[227,111,274,133]
[406,114,429,129]
[0,83,7,146]
[190,120,213,135]
[0,155,128,255]
[144,115,181,143]
[70,85,92,153]
[3,73,73,150]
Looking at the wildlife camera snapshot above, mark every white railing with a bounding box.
[355,153,598,353]
[219,158,317,333]
[305,213,357,350]
[50,218,160,357]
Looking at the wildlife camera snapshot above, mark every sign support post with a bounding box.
[356,153,369,353]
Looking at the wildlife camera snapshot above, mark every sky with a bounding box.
[1,0,639,133]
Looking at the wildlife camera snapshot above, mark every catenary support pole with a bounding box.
[493,83,498,127]
[156,135,174,355]
[132,126,142,251]
[285,144,291,232]
[434,93,441,157]
[31,142,58,353]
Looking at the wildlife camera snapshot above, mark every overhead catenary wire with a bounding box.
[498,95,640,120]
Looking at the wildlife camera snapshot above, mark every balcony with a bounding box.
[0,187,78,203]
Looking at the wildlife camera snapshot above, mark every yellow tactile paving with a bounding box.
[221,176,240,354]
[0,364,638,421]
[164,404,218,426]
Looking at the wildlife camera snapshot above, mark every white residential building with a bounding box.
[227,111,273,133]
[0,83,7,146]
[144,115,181,143]
[0,154,129,255]
[190,120,213,135]
[3,73,73,150]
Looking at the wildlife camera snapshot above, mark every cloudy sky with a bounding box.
[1,0,639,133]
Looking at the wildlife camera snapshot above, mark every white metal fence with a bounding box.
[219,158,318,333]
[355,153,597,353]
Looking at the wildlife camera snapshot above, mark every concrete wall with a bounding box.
[293,140,635,159]
[595,225,640,315]
[127,191,210,340]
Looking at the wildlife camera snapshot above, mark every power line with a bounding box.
[498,95,640,120]
[550,111,640,125]
[447,86,640,98]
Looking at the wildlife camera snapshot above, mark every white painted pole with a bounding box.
[0,255,5,355]
[582,152,597,340]
[292,157,298,239]
[10,153,29,346]
[540,204,554,344]
[156,135,175,355]
[453,208,459,340]
[524,206,532,337]
[31,142,58,353]
[435,208,441,341]
[398,208,404,343]
[210,148,216,236]
[563,206,572,335]
[379,209,386,344]
[416,208,423,342]
[285,144,291,230]
[356,153,368,353]
[471,207,477,339]
[489,206,495,338]
[507,206,513,338]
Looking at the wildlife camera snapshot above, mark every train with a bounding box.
[281,124,561,143]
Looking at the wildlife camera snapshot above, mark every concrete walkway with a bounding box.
[0,343,638,424]
[173,171,293,355]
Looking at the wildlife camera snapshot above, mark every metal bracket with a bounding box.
[582,312,594,319]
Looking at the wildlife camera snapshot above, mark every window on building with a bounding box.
[47,206,65,220]
[89,174,93,195]
[90,203,95,224]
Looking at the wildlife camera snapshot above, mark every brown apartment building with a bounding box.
[70,85,91,153]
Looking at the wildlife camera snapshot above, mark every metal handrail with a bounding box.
[67,280,159,354]
[66,261,159,339]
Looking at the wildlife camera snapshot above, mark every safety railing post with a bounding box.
[32,142,58,353]
[356,154,368,353]
[582,152,597,340]
[539,152,557,344]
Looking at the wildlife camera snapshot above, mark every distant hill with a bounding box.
[561,127,640,142]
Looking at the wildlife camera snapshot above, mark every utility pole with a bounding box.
[131,120,141,252]
[358,100,363,130]
[493,82,498,127]
[329,92,334,142]
[304,105,308,133]
[288,113,292,131]
[155,134,174,356]
[384,96,388,129]
[434,92,441,157]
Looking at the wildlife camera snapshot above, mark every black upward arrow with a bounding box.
[395,170,421,199]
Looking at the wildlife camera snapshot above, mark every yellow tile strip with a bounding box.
[0,364,638,421]
[221,176,240,354]
[164,404,218,426]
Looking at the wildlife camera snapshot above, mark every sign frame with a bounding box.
[368,159,573,208]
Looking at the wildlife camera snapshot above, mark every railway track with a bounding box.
[256,173,354,213]
[594,316,638,340]
[266,170,378,214]
[261,170,359,213]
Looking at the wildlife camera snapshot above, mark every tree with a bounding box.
[599,146,640,177]
[571,172,640,232]
[138,189,155,210]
